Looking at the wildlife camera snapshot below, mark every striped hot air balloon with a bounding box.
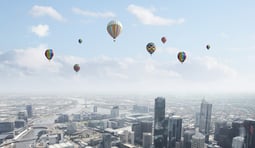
[45,49,54,61]
[107,20,123,42]
[177,51,187,63]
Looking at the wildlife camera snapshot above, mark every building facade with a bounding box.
[199,99,212,143]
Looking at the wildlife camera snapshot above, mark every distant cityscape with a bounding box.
[0,95,254,148]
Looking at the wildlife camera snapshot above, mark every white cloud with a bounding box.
[0,47,252,94]
[30,5,65,21]
[72,7,116,18]
[31,24,49,37]
[127,4,184,26]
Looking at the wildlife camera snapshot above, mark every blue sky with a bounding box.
[0,1,255,94]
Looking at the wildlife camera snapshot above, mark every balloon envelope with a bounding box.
[45,49,54,61]
[78,38,82,44]
[206,44,210,50]
[161,37,167,44]
[73,64,80,72]
[146,42,156,55]
[177,51,187,63]
[107,20,122,41]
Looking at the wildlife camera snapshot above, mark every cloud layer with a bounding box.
[31,24,49,37]
[30,5,65,21]
[127,4,184,26]
[72,7,116,18]
[0,45,248,94]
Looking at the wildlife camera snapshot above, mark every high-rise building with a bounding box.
[132,122,142,145]
[214,120,227,141]
[168,116,182,148]
[199,99,212,143]
[111,106,119,118]
[232,136,244,148]
[243,119,255,148]
[184,130,195,148]
[191,130,205,148]
[26,105,33,118]
[131,121,153,145]
[232,120,244,137]
[141,121,153,134]
[216,124,232,148]
[143,133,152,148]
[154,97,166,148]
[102,133,112,148]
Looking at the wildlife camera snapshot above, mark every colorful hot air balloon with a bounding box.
[78,38,82,44]
[206,44,210,50]
[73,64,80,72]
[107,20,122,41]
[146,42,156,55]
[45,49,54,61]
[177,51,187,63]
[161,37,167,44]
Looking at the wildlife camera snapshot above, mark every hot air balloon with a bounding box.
[206,44,210,50]
[161,37,167,44]
[146,42,156,55]
[177,51,187,63]
[45,49,54,61]
[107,20,122,42]
[73,64,80,72]
[78,38,82,44]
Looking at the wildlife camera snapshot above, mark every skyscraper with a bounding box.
[26,105,33,118]
[141,121,153,134]
[199,99,212,143]
[191,129,205,148]
[132,122,142,145]
[132,121,153,145]
[184,130,195,148]
[168,116,182,148]
[243,119,255,148]
[154,97,166,148]
[214,120,227,141]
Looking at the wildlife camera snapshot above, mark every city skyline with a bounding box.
[0,1,255,94]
